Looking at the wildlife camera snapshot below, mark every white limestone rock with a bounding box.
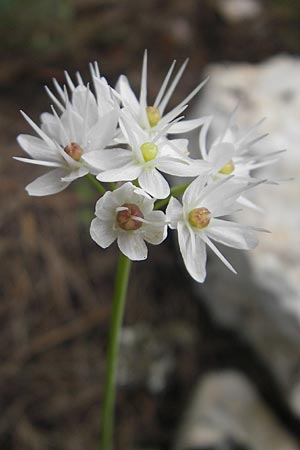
[174,371,298,450]
[189,56,300,415]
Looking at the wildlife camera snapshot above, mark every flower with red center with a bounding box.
[90,183,167,261]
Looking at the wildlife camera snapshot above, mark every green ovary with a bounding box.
[146,106,161,127]
[219,160,235,175]
[140,142,158,162]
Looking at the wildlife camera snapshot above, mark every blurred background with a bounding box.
[1,1,300,449]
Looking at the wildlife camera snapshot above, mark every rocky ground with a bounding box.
[1,1,300,449]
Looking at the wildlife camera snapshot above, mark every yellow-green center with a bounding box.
[219,160,235,175]
[146,106,161,127]
[188,207,211,229]
[140,142,158,162]
[64,142,83,161]
[116,203,144,231]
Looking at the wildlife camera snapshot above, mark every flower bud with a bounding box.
[146,106,161,127]
[188,207,211,229]
[140,142,158,162]
[116,203,144,231]
[219,160,235,175]
[64,142,83,161]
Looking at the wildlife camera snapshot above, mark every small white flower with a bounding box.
[166,174,261,282]
[90,182,167,260]
[116,50,209,138]
[83,111,206,199]
[198,112,282,209]
[15,66,120,196]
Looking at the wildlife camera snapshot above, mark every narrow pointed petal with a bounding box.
[182,173,211,208]
[13,157,62,168]
[207,218,259,250]
[177,222,207,283]
[20,111,57,150]
[163,76,209,119]
[198,116,213,159]
[116,75,139,113]
[159,59,189,114]
[17,134,60,162]
[202,234,237,274]
[168,116,210,134]
[153,60,176,108]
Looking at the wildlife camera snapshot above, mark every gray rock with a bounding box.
[189,56,300,415]
[174,371,298,450]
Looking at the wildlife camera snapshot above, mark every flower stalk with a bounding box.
[100,253,132,450]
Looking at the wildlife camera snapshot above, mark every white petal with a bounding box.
[143,211,167,244]
[198,116,212,159]
[182,173,211,208]
[87,109,119,150]
[83,149,132,171]
[13,157,61,168]
[138,168,170,199]
[158,59,188,114]
[166,196,183,229]
[116,75,139,113]
[17,134,60,162]
[207,218,258,250]
[177,222,207,283]
[202,234,237,274]
[61,166,89,182]
[168,117,210,134]
[156,156,206,177]
[98,163,142,182]
[25,168,70,196]
[139,50,149,127]
[117,232,148,261]
[208,142,235,171]
[20,111,57,151]
[90,217,117,248]
[72,86,98,127]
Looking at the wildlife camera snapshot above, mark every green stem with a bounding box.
[87,173,106,195]
[100,253,132,450]
[154,182,190,210]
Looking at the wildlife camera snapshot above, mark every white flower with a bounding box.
[15,65,120,196]
[198,113,282,209]
[90,182,167,260]
[83,111,206,199]
[166,174,261,282]
[116,50,209,138]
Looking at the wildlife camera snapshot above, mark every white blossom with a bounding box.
[90,182,167,260]
[166,174,262,282]
[116,50,209,139]
[198,112,282,209]
[15,66,120,196]
[83,110,206,199]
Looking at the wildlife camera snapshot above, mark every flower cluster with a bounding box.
[15,51,279,282]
